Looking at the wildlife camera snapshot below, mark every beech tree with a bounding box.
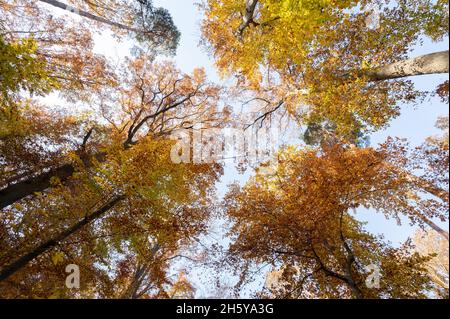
[223,118,448,297]
[0,103,223,297]
[1,0,116,99]
[0,57,224,210]
[37,0,180,54]
[201,0,449,138]
[0,34,60,138]
[224,142,441,298]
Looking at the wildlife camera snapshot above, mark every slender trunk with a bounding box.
[382,164,449,240]
[0,195,125,282]
[38,0,144,34]
[120,244,160,299]
[414,210,449,241]
[348,280,364,299]
[311,240,364,299]
[121,263,149,299]
[365,51,449,81]
[339,212,364,299]
[405,174,449,203]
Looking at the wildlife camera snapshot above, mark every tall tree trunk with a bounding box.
[121,263,148,299]
[0,194,125,283]
[39,0,144,34]
[0,151,106,210]
[405,173,449,204]
[340,51,449,81]
[0,164,75,210]
[413,210,449,241]
[398,172,448,241]
[120,244,160,299]
[381,163,449,240]
[365,50,449,81]
[339,211,364,299]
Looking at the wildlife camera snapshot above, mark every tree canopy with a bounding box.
[0,0,448,299]
[201,0,449,138]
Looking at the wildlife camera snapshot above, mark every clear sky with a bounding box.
[88,0,449,297]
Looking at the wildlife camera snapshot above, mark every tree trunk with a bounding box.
[413,210,449,241]
[39,0,144,34]
[120,244,160,299]
[238,0,259,35]
[339,212,364,299]
[0,164,75,210]
[0,194,125,282]
[0,151,106,210]
[382,163,449,240]
[405,174,449,204]
[365,51,449,81]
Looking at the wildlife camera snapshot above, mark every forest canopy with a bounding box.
[0,0,448,299]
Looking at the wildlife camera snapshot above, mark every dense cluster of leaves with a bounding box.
[224,138,448,298]
[201,0,448,138]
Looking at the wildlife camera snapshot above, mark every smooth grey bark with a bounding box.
[238,0,259,35]
[363,50,449,81]
[39,0,144,34]
[414,210,449,241]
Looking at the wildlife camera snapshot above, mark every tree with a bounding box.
[224,158,432,298]
[201,0,449,138]
[302,117,449,239]
[37,0,180,54]
[0,128,223,296]
[1,0,116,99]
[0,57,224,210]
[0,52,226,296]
[0,29,103,210]
[222,138,449,298]
[0,34,61,140]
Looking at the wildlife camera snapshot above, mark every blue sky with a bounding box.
[89,0,449,296]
